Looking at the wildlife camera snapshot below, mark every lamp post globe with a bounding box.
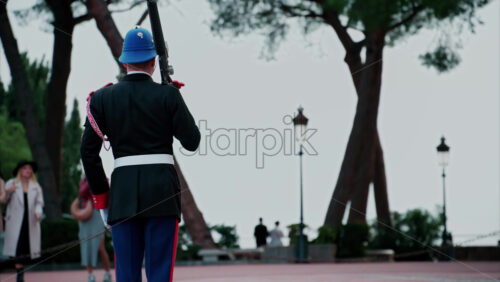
[293,106,308,262]
[293,106,309,140]
[437,136,450,167]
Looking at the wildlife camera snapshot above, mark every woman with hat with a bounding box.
[0,160,44,282]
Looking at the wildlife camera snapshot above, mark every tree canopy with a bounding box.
[209,0,491,71]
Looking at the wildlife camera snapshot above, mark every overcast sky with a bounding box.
[1,1,499,248]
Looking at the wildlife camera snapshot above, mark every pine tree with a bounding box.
[61,99,82,213]
[208,0,492,228]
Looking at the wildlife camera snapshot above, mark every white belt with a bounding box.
[114,154,174,168]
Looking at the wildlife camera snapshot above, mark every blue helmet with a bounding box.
[119,26,157,64]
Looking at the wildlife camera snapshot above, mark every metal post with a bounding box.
[299,144,304,234]
[295,144,308,262]
[440,166,455,260]
[442,167,448,246]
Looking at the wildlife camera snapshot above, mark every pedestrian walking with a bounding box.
[269,221,284,247]
[254,218,268,247]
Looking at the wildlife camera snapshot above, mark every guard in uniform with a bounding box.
[81,27,200,282]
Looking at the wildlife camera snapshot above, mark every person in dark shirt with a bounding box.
[254,217,269,247]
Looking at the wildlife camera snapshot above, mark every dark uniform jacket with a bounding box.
[80,73,200,224]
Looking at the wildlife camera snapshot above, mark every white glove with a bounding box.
[99,209,111,229]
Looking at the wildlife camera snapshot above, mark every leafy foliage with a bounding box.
[176,223,240,260]
[310,224,337,244]
[176,224,202,260]
[287,223,309,245]
[419,45,461,73]
[211,224,240,249]
[12,0,148,28]
[208,0,491,70]
[310,223,368,258]
[12,1,51,27]
[40,219,80,263]
[209,0,323,58]
[0,53,48,127]
[336,222,369,258]
[308,208,443,259]
[0,54,82,212]
[0,53,46,180]
[0,112,32,180]
[369,208,443,260]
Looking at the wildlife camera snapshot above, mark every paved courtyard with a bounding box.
[0,262,499,281]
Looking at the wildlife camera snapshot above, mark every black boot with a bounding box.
[16,268,24,282]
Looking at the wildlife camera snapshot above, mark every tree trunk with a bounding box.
[0,1,61,219]
[373,133,391,225]
[85,0,126,77]
[87,7,216,247]
[324,32,385,226]
[45,0,74,204]
[347,184,370,223]
[174,156,217,249]
[335,38,391,226]
[347,133,390,224]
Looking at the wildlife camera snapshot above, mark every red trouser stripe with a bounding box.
[169,220,180,282]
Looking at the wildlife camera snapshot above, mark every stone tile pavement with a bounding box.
[0,261,499,282]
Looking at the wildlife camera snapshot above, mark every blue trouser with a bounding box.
[111,217,179,282]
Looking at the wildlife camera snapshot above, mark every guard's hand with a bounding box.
[99,208,111,230]
[170,80,185,89]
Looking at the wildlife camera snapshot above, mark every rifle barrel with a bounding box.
[147,0,171,84]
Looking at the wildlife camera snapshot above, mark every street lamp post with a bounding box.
[436,136,453,258]
[293,106,308,262]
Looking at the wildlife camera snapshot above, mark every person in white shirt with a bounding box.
[269,221,284,247]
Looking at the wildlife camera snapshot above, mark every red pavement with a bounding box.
[0,262,499,282]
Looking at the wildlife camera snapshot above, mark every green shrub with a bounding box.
[336,223,369,258]
[210,224,240,249]
[40,219,114,264]
[368,222,396,250]
[287,223,310,246]
[176,244,202,261]
[368,208,443,260]
[310,225,337,244]
[175,224,201,261]
[40,219,80,263]
[311,223,369,258]
[175,223,241,260]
